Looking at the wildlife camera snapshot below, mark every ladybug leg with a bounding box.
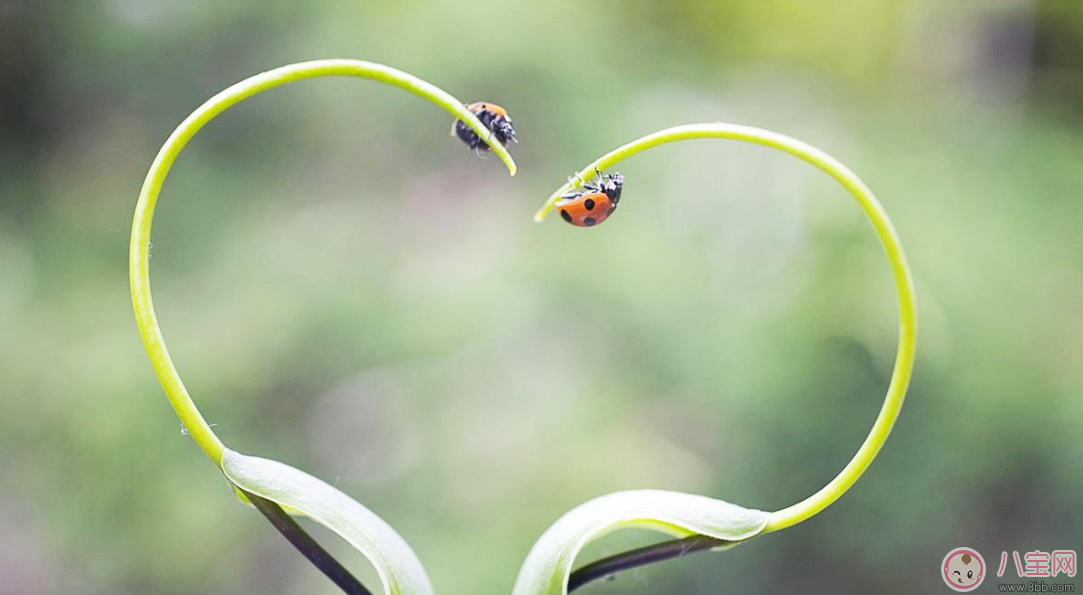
[576,168,603,192]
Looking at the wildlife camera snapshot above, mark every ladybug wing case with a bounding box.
[557,192,615,227]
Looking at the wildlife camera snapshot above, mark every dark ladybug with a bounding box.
[451,102,517,152]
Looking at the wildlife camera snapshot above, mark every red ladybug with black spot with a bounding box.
[451,102,517,152]
[556,172,623,227]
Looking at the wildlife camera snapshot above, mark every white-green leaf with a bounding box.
[222,449,435,595]
[511,489,769,595]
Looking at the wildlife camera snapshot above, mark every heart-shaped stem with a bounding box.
[132,59,515,468]
[130,59,516,595]
[537,123,917,584]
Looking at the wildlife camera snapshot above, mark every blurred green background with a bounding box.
[2,0,1081,593]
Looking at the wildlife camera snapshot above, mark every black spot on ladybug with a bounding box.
[560,209,573,223]
[584,217,597,226]
[584,198,596,211]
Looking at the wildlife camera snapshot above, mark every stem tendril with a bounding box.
[537,123,917,534]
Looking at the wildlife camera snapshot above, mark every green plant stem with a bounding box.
[536,123,917,534]
[131,60,516,595]
[130,59,516,468]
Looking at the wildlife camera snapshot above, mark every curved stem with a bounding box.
[130,59,516,467]
[536,123,917,533]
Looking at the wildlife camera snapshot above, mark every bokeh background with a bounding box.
[2,1,1081,593]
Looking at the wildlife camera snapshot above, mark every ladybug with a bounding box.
[556,172,624,227]
[451,102,517,152]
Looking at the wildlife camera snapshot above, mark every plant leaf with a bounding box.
[222,449,435,595]
[511,489,769,595]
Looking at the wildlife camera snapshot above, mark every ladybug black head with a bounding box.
[489,114,517,146]
[597,172,623,204]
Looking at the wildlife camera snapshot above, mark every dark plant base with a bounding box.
[568,535,730,593]
[242,488,374,595]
